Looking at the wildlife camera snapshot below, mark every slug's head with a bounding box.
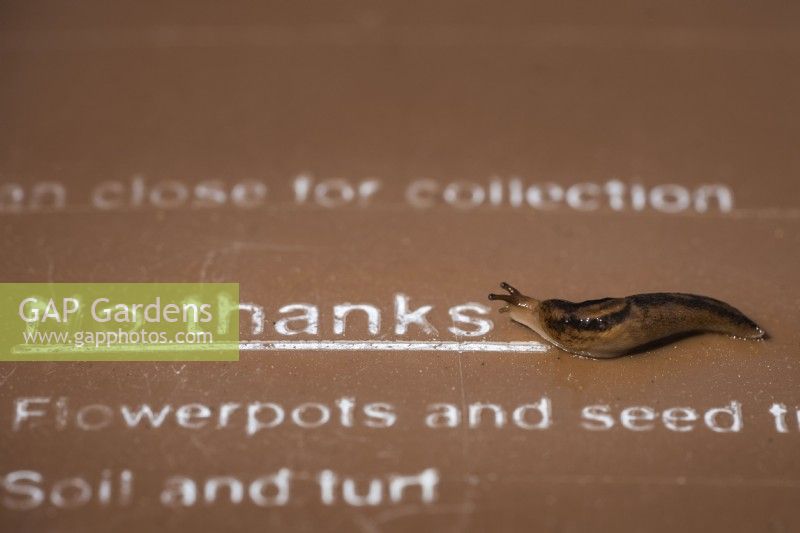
[488,282,542,331]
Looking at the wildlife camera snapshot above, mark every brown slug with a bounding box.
[488,282,765,358]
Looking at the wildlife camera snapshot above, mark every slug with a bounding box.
[488,282,765,358]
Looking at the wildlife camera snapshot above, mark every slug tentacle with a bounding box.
[488,282,518,312]
[489,282,540,315]
[488,283,766,358]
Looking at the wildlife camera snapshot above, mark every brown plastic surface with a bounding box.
[1,2,799,531]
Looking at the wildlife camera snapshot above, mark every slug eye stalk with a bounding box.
[488,282,522,313]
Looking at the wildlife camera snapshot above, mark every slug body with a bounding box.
[488,282,765,358]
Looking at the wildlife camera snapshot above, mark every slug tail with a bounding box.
[629,293,767,343]
[735,322,767,341]
[693,296,766,341]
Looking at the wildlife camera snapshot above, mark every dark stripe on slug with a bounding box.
[541,298,632,334]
